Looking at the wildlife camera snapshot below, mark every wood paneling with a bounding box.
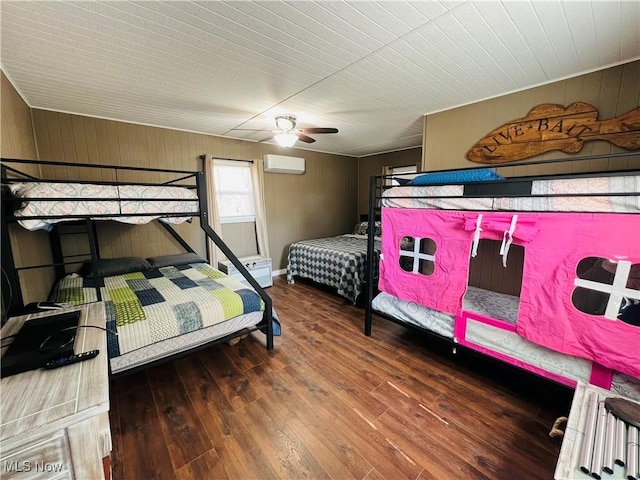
[357,148,422,217]
[220,223,258,258]
[1,72,55,305]
[266,150,358,269]
[1,73,38,165]
[468,240,524,296]
[110,277,573,480]
[423,60,640,173]
[6,225,54,305]
[30,110,358,271]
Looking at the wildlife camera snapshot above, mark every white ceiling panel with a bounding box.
[592,1,626,64]
[620,1,640,60]
[447,5,524,89]
[1,0,638,158]
[502,1,564,80]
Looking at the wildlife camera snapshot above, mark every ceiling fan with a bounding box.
[233,114,338,147]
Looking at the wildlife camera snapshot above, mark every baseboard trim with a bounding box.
[272,269,287,276]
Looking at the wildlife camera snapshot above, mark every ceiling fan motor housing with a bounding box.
[275,114,297,132]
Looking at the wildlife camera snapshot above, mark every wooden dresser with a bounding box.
[0,303,111,479]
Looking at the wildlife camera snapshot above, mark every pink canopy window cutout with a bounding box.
[572,258,640,325]
[398,236,437,275]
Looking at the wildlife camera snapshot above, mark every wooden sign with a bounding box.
[466,102,640,164]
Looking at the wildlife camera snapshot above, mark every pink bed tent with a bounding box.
[379,208,640,380]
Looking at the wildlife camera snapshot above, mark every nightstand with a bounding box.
[0,302,111,479]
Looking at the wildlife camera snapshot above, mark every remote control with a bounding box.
[43,350,100,369]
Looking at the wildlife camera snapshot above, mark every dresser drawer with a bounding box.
[2,432,71,479]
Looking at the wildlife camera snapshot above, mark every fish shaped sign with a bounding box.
[466,102,640,164]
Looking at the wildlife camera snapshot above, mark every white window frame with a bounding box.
[390,164,418,186]
[213,159,255,225]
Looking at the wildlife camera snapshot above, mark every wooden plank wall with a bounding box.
[356,147,422,217]
[423,60,640,175]
[30,110,358,272]
[1,72,56,305]
[220,223,258,258]
[468,240,524,296]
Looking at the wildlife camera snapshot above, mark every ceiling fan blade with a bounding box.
[296,133,316,143]
[300,127,338,134]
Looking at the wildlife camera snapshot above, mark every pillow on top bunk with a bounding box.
[394,178,412,186]
[408,168,504,185]
[81,257,152,278]
[353,221,382,237]
[147,253,206,268]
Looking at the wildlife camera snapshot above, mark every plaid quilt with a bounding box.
[50,263,264,359]
[286,234,380,303]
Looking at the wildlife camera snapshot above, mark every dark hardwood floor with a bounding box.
[109,276,574,480]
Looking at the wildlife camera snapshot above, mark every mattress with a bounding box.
[372,289,640,395]
[372,291,455,338]
[287,234,381,303]
[49,262,265,372]
[463,286,519,324]
[109,311,263,373]
[372,286,517,337]
[382,174,640,212]
[464,317,594,383]
[8,182,198,231]
[372,288,593,384]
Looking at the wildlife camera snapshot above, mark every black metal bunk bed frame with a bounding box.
[363,150,640,339]
[0,157,274,358]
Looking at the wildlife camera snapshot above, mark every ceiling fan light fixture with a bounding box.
[274,132,298,147]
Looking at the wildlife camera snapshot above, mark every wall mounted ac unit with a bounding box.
[263,154,305,174]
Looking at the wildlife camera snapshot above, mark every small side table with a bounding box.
[0,302,111,479]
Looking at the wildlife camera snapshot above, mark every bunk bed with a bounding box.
[286,221,381,304]
[1,158,278,375]
[364,152,640,400]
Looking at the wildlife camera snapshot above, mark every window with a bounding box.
[399,236,437,275]
[390,164,418,186]
[383,164,418,187]
[572,257,640,325]
[213,160,255,224]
